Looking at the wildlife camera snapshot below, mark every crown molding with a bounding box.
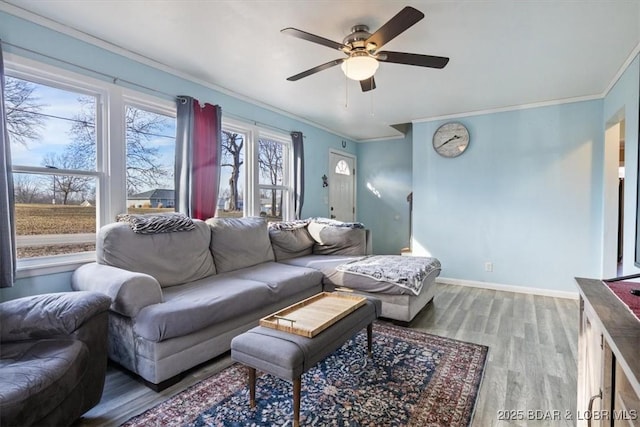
[412,93,603,124]
[413,42,640,125]
[0,1,355,142]
[602,41,640,97]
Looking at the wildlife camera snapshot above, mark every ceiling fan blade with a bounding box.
[286,58,345,81]
[281,27,346,51]
[378,51,449,69]
[366,6,424,50]
[360,76,376,92]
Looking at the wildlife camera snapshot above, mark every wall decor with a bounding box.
[432,122,470,158]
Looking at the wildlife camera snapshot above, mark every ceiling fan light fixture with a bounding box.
[341,54,379,81]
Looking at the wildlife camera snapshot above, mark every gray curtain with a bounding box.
[291,131,304,219]
[175,96,194,217]
[0,41,16,287]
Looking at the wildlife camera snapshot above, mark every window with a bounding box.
[4,56,176,274]
[258,135,289,221]
[125,103,177,212]
[7,74,101,260]
[218,120,292,221]
[335,159,351,175]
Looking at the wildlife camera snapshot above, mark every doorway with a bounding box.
[328,150,356,222]
[603,119,625,278]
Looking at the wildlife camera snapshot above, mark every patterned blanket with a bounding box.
[309,217,365,229]
[336,255,441,296]
[117,213,195,234]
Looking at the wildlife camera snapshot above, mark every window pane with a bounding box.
[14,172,96,259]
[125,105,176,212]
[6,76,97,170]
[335,159,351,175]
[217,130,245,218]
[259,188,283,221]
[258,138,284,186]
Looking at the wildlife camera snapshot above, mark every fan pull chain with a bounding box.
[344,69,349,109]
[370,90,375,116]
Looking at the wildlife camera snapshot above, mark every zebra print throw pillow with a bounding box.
[117,212,196,234]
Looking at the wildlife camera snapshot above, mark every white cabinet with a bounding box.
[576,278,640,427]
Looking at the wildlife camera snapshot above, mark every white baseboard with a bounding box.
[436,277,579,300]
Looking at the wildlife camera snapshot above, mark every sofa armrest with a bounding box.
[0,291,111,342]
[71,263,163,317]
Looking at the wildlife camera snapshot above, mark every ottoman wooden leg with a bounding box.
[248,367,256,408]
[367,323,373,357]
[293,377,301,427]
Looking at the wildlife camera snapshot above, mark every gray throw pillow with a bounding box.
[308,220,367,255]
[98,219,215,287]
[206,217,275,273]
[269,226,315,261]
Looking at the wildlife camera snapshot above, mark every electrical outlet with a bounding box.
[484,262,493,272]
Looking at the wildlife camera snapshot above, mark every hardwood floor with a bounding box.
[74,283,579,427]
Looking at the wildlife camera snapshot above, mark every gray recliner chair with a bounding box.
[0,291,112,427]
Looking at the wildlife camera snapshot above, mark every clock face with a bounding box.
[432,122,470,158]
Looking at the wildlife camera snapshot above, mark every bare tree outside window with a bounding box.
[13,174,42,203]
[258,138,284,217]
[41,152,92,205]
[220,131,244,212]
[4,76,46,146]
[68,98,171,195]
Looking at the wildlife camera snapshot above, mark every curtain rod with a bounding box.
[223,111,302,137]
[2,41,302,137]
[2,40,175,99]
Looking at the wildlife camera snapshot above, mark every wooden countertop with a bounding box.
[575,277,640,398]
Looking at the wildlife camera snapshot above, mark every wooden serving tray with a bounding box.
[260,292,367,338]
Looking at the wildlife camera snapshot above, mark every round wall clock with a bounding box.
[432,122,470,158]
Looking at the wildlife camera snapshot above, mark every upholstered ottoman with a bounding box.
[230,297,381,427]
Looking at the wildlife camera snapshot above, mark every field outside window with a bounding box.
[7,75,100,260]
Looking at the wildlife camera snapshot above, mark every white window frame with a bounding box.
[255,130,292,220]
[5,54,176,277]
[221,118,294,221]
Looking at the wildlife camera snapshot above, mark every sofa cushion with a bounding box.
[134,267,321,342]
[269,226,315,261]
[206,217,275,273]
[97,219,215,288]
[225,262,323,295]
[278,255,364,290]
[307,220,367,255]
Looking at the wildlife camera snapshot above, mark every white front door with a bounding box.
[329,151,355,222]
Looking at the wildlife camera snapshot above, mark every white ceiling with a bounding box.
[3,1,640,141]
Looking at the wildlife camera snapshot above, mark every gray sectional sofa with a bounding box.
[71,216,438,390]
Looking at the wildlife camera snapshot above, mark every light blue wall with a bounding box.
[2,272,73,300]
[412,100,604,293]
[0,11,356,298]
[356,130,412,254]
[603,55,640,276]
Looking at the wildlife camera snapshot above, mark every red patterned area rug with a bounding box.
[122,323,488,427]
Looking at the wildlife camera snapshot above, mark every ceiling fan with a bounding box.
[282,6,449,92]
